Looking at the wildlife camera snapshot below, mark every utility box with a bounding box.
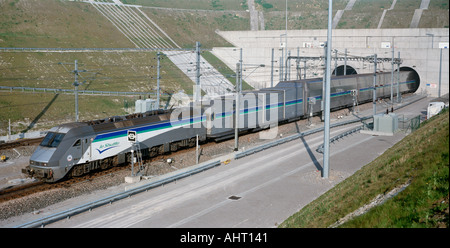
[135,99,158,113]
[373,113,399,134]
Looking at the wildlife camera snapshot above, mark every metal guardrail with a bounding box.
[15,160,221,228]
[316,125,363,154]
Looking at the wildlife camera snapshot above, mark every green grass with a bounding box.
[0,92,128,132]
[280,109,449,228]
[0,51,194,92]
[141,8,247,48]
[122,0,246,11]
[0,0,132,48]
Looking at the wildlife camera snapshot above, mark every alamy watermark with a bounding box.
[170,88,279,140]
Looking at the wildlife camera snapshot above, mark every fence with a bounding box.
[361,114,422,134]
[399,115,421,133]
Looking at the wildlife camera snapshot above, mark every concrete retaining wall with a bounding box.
[213,28,449,97]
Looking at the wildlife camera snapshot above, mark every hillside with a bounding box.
[2,0,448,49]
[0,0,132,48]
[131,0,449,30]
[280,109,449,228]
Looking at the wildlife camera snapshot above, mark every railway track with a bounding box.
[0,137,43,150]
[1,162,150,204]
[0,165,126,204]
[0,181,45,203]
[0,140,213,204]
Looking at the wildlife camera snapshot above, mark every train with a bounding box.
[23,71,420,182]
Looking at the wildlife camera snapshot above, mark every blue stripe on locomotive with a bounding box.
[93,115,205,143]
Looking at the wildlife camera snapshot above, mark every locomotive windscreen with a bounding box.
[40,132,65,148]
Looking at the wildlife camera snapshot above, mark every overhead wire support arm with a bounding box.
[58,60,88,122]
[156,51,161,109]
[286,55,402,64]
[72,60,87,122]
[195,41,201,102]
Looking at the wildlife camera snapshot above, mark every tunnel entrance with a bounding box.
[332,65,357,76]
[398,66,421,93]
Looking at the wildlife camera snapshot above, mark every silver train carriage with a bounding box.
[23,71,419,182]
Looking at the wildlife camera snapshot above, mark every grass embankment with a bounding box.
[280,109,449,228]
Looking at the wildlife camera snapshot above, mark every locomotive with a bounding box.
[23,71,419,182]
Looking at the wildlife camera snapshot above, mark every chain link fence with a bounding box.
[398,115,421,133]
